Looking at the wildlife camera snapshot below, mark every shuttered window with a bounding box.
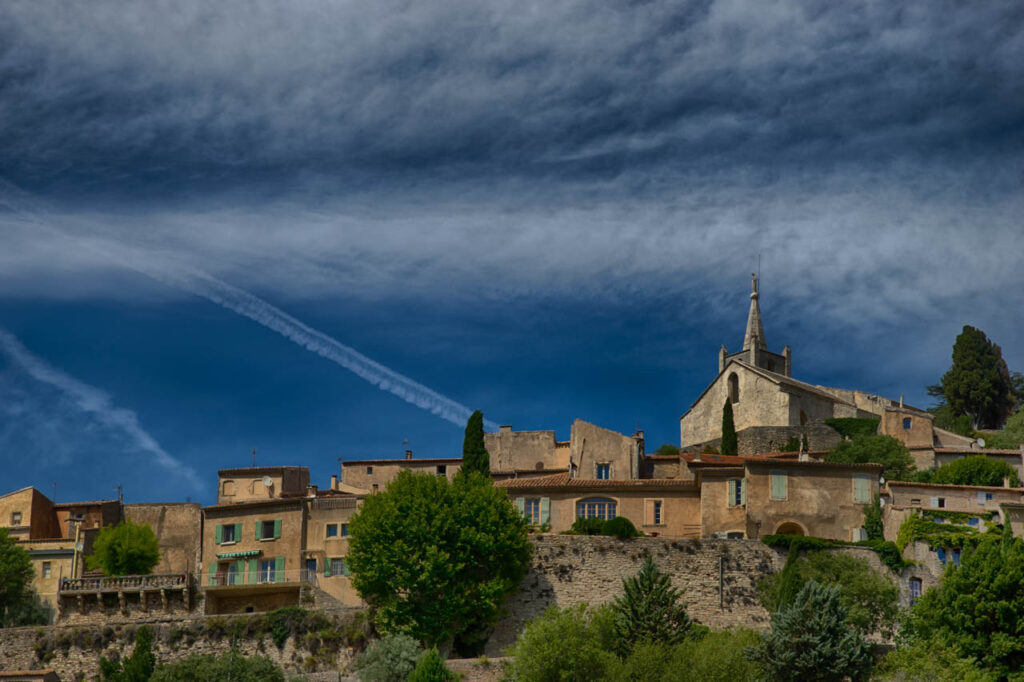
[853,475,870,503]
[644,499,664,525]
[770,471,787,500]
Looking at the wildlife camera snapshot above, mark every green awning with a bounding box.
[216,550,261,558]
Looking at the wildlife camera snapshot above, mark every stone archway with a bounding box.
[775,521,806,536]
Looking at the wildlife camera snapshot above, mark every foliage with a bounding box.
[874,637,995,682]
[602,516,641,539]
[347,470,531,647]
[780,436,800,452]
[761,534,909,573]
[407,648,458,682]
[611,555,691,654]
[746,581,874,682]
[894,510,998,552]
[900,535,1024,678]
[87,521,161,576]
[569,517,606,535]
[929,403,975,437]
[721,400,738,456]
[352,634,423,682]
[100,626,155,682]
[3,589,51,627]
[0,528,34,627]
[826,434,915,480]
[601,630,763,682]
[941,325,1015,429]
[863,496,884,541]
[701,444,720,455]
[503,603,619,681]
[987,408,1024,449]
[930,455,1020,487]
[461,409,490,476]
[757,550,899,638]
[654,443,681,456]
[150,649,285,682]
[267,606,313,649]
[825,418,880,440]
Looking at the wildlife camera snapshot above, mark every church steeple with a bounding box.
[742,273,767,352]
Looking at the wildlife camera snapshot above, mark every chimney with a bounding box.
[899,395,904,408]
[330,474,338,491]
[799,451,810,462]
[693,450,701,463]
[405,450,413,460]
[500,425,513,433]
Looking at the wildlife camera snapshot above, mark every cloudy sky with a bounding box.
[1,0,1022,504]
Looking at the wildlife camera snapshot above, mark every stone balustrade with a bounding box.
[59,572,189,594]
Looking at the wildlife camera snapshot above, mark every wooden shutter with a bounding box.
[324,559,332,577]
[930,497,939,508]
[273,519,282,539]
[234,522,242,539]
[515,497,525,516]
[235,559,245,582]
[341,559,351,577]
[854,475,869,503]
[540,497,550,524]
[274,556,285,583]
[247,558,257,584]
[208,563,216,586]
[215,524,223,544]
[644,500,654,525]
[255,520,262,541]
[727,480,737,507]
[977,492,987,505]
[740,479,747,506]
[771,472,787,499]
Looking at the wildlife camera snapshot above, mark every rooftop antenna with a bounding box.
[52,481,56,504]
[116,485,123,504]
[251,448,257,468]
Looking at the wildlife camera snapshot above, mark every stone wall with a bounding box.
[692,424,841,456]
[124,504,202,575]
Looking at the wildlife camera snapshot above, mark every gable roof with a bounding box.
[495,473,698,491]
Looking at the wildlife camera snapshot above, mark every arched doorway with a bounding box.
[775,522,806,536]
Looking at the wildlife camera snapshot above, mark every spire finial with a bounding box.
[751,272,759,299]
[743,274,767,351]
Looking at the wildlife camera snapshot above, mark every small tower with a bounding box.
[718,273,792,377]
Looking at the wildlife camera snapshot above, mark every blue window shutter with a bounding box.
[541,497,550,524]
[937,548,946,565]
[215,524,223,544]
[274,519,282,539]
[275,556,285,582]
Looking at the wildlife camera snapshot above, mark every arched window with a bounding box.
[222,480,236,496]
[576,498,617,520]
[728,373,739,403]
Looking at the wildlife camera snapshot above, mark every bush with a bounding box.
[151,649,284,682]
[407,648,457,682]
[825,418,880,440]
[602,517,641,539]
[570,517,606,535]
[930,455,1020,487]
[874,637,994,681]
[503,604,619,681]
[826,434,915,480]
[87,522,160,576]
[352,634,422,682]
[612,556,690,654]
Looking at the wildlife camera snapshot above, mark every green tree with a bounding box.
[347,470,530,648]
[661,629,763,682]
[874,637,994,682]
[746,581,873,681]
[988,408,1024,449]
[504,604,619,681]
[825,434,914,480]
[0,528,34,627]
[930,455,1020,487]
[461,410,490,476]
[87,521,160,576]
[900,536,1024,678]
[780,436,800,453]
[407,647,458,682]
[352,634,423,682]
[757,551,898,638]
[863,495,884,542]
[654,443,681,456]
[150,649,284,682]
[100,626,155,682]
[611,555,691,654]
[941,326,1015,430]
[3,589,51,627]
[721,400,738,456]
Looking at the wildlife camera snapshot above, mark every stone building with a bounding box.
[304,492,363,607]
[340,452,461,492]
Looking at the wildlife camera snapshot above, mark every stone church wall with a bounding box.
[690,425,842,456]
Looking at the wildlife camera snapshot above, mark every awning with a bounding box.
[216,550,262,558]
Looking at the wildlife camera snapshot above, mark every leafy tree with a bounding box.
[874,637,994,682]
[825,434,914,480]
[987,408,1024,449]
[602,516,641,539]
[780,436,800,452]
[407,647,458,682]
[929,403,975,437]
[930,455,1020,487]
[352,634,423,682]
[701,444,720,455]
[611,555,691,654]
[347,470,530,648]
[0,528,34,627]
[746,581,873,681]
[3,589,51,627]
[721,400,738,456]
[824,418,880,441]
[1012,371,1024,411]
[150,649,284,682]
[654,443,681,456]
[504,604,619,681]
[941,326,1015,429]
[863,495,884,542]
[461,410,489,476]
[87,521,160,576]
[757,551,898,638]
[900,536,1024,678]
[100,626,155,682]
[653,629,763,682]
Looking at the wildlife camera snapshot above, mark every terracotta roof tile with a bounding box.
[495,473,698,490]
[935,448,1024,456]
[886,480,1024,493]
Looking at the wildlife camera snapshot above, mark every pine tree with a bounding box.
[721,400,738,456]
[941,326,1015,429]
[100,626,155,682]
[611,555,691,654]
[408,648,458,682]
[461,410,490,476]
[801,434,810,452]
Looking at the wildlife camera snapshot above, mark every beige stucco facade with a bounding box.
[217,466,309,505]
[124,503,202,574]
[304,496,364,607]
[0,488,61,540]
[341,456,460,492]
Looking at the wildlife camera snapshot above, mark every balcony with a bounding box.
[205,568,317,588]
[202,569,318,615]
[60,573,190,594]
[57,573,194,622]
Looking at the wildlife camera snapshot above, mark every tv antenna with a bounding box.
[251,448,257,468]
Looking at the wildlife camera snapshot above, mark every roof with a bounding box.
[495,473,698,491]
[742,459,884,472]
[218,466,308,476]
[491,467,570,476]
[53,499,118,508]
[886,480,1023,493]
[342,457,462,466]
[203,497,306,512]
[935,448,1024,456]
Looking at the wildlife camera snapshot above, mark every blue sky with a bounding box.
[1,0,1022,505]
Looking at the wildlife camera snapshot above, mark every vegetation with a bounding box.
[352,633,423,682]
[347,470,531,648]
[780,435,801,452]
[611,556,691,654]
[874,637,995,682]
[407,648,458,682]
[939,325,1016,430]
[150,649,285,682]
[825,417,880,440]
[100,626,156,682]
[461,409,490,476]
[760,534,908,573]
[757,549,899,638]
[721,399,738,455]
[929,402,974,437]
[826,434,915,480]
[0,528,37,627]
[567,516,641,538]
[654,443,681,456]
[895,510,998,552]
[863,495,883,541]
[746,581,873,682]
[503,603,619,681]
[87,521,161,576]
[701,444,720,455]
[987,408,1024,449]
[925,455,1020,487]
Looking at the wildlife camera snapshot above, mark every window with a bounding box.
[222,524,236,543]
[726,531,744,540]
[256,519,281,541]
[436,465,447,476]
[936,548,947,565]
[910,498,921,506]
[909,578,922,605]
[329,558,350,577]
[596,464,610,480]
[770,471,787,500]
[727,479,746,507]
[262,520,276,538]
[728,373,739,403]
[645,499,664,526]
[524,498,541,524]
[903,417,912,430]
[227,561,242,585]
[221,480,236,496]
[853,475,870,503]
[366,466,373,474]
[968,517,979,527]
[951,548,961,567]
[326,524,338,538]
[372,484,379,492]
[42,562,51,578]
[341,524,349,537]
[852,527,869,542]
[647,464,654,475]
[260,560,276,582]
[576,498,617,520]
[11,512,22,525]
[930,497,945,509]
[305,559,317,577]
[653,501,662,525]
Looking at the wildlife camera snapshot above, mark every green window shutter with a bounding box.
[515,497,525,516]
[341,559,351,577]
[740,479,747,506]
[274,556,285,583]
[235,559,245,582]
[771,472,787,499]
[854,476,868,503]
[247,558,257,585]
[234,522,242,539]
[727,480,736,506]
[255,520,262,541]
[540,497,550,524]
[208,562,216,586]
[273,519,282,539]
[324,559,332,577]
[215,524,223,545]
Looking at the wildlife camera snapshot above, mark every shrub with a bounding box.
[570,517,605,535]
[503,604,618,681]
[826,434,914,480]
[612,555,690,654]
[150,649,284,682]
[87,521,160,576]
[407,648,457,682]
[602,517,641,539]
[874,637,994,681]
[352,634,423,682]
[930,455,1021,487]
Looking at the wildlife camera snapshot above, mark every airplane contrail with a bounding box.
[0,328,203,490]
[0,180,499,431]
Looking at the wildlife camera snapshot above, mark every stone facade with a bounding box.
[217,466,309,505]
[305,497,364,607]
[124,503,202,575]
[341,456,461,492]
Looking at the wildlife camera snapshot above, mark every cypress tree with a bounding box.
[611,555,691,655]
[461,410,490,476]
[941,325,1015,429]
[801,433,810,452]
[721,400,738,456]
